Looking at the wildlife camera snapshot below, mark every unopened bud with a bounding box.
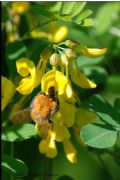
[60,54,68,66]
[64,40,79,48]
[65,48,76,59]
[50,53,60,66]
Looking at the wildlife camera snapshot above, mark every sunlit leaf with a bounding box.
[74,10,93,23]
[50,2,63,12]
[81,18,94,27]
[2,124,36,142]
[70,2,86,18]
[61,2,76,15]
[80,123,118,148]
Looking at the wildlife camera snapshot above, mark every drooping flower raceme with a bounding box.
[15,38,107,163]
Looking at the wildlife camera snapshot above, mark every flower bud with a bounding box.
[50,53,60,66]
[64,40,79,48]
[60,54,68,66]
[53,26,68,43]
[65,48,76,59]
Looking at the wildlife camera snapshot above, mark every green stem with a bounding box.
[97,154,113,180]
[43,158,53,180]
[52,66,57,71]
[10,142,14,180]
[65,65,69,80]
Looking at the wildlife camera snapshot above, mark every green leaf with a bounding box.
[50,2,63,12]
[74,9,93,23]
[2,7,9,23]
[95,3,120,34]
[6,41,27,61]
[77,56,105,67]
[70,2,86,18]
[83,66,108,84]
[82,94,120,128]
[81,18,94,27]
[2,124,36,142]
[106,74,120,94]
[80,123,118,148]
[2,154,28,177]
[114,98,120,114]
[57,175,74,180]
[61,2,76,15]
[31,4,53,18]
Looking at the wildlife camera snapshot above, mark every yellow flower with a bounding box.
[53,113,70,142]
[58,96,77,127]
[74,45,107,58]
[11,2,30,14]
[2,76,16,111]
[69,62,97,89]
[63,139,77,163]
[31,23,68,44]
[30,30,52,40]
[53,26,68,43]
[39,130,57,158]
[41,70,68,95]
[16,49,51,95]
[16,58,38,95]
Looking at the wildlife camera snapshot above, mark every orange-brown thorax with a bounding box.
[30,94,57,123]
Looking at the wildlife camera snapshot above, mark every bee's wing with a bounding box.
[11,107,32,124]
[37,119,51,139]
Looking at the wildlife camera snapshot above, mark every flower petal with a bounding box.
[69,63,97,89]
[53,26,68,43]
[2,76,16,111]
[16,58,35,77]
[63,139,77,163]
[53,116,70,142]
[59,96,76,127]
[41,70,68,95]
[16,76,34,95]
[39,131,57,158]
[16,59,37,95]
[75,45,107,58]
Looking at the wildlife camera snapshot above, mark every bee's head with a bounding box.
[48,86,58,100]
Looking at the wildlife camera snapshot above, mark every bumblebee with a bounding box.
[12,86,59,128]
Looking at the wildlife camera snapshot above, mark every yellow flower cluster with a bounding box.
[11,2,30,14]
[14,38,107,163]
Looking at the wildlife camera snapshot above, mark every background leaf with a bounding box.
[82,94,120,128]
[106,74,120,94]
[2,124,36,142]
[70,2,87,18]
[2,154,28,177]
[80,123,118,148]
